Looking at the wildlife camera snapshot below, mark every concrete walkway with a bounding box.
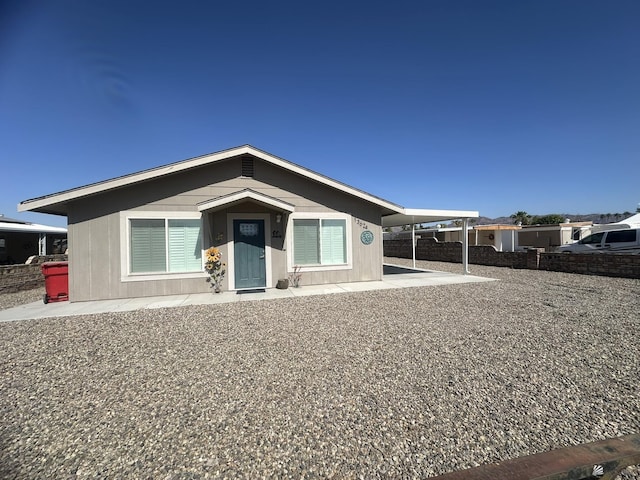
[0,264,495,322]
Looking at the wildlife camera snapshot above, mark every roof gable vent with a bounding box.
[241,156,254,177]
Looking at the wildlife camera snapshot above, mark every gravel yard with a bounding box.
[0,287,44,311]
[1,260,638,479]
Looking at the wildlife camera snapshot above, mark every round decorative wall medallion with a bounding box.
[360,230,374,245]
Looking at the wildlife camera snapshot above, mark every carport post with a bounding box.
[38,233,46,256]
[462,218,470,275]
[412,222,416,269]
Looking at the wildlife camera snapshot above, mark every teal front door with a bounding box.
[233,219,266,289]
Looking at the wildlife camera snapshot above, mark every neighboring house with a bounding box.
[473,224,521,252]
[389,226,473,243]
[517,221,592,251]
[417,226,473,243]
[390,224,521,252]
[0,214,67,265]
[19,145,478,302]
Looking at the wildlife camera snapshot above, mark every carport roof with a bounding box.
[382,208,479,228]
[0,221,67,234]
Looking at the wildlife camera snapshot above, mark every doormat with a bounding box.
[236,289,266,294]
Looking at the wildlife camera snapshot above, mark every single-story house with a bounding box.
[0,214,67,265]
[517,221,592,251]
[387,224,521,252]
[19,145,478,302]
[472,224,521,252]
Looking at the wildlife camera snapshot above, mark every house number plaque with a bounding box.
[360,230,374,245]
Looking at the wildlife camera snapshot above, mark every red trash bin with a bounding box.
[41,261,69,304]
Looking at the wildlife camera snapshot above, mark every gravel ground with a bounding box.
[0,287,44,311]
[0,260,638,479]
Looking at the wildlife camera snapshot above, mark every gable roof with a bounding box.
[18,145,404,216]
[18,145,479,225]
[197,188,296,213]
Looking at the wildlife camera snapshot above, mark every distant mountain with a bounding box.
[475,212,636,226]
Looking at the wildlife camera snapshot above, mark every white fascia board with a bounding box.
[0,223,67,234]
[197,189,296,212]
[19,145,405,214]
[403,208,479,219]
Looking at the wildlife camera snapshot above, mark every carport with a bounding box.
[382,208,479,274]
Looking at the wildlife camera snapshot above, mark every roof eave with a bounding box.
[197,188,296,213]
[19,145,405,215]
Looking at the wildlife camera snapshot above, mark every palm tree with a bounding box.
[510,211,531,225]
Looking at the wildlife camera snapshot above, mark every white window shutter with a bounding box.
[130,219,166,273]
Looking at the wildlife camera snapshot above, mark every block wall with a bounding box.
[384,239,640,279]
[0,255,68,293]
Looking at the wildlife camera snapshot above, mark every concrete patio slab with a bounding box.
[0,264,496,322]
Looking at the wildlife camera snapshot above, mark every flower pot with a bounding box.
[276,279,289,289]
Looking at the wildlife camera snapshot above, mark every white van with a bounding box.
[556,227,640,254]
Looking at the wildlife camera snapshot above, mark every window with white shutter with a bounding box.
[129,217,202,274]
[293,218,347,266]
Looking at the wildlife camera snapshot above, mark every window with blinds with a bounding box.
[293,218,346,265]
[168,219,202,272]
[293,219,320,264]
[130,218,202,273]
[321,219,346,264]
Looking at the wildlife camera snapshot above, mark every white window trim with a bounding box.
[286,212,352,272]
[226,213,272,290]
[119,211,206,282]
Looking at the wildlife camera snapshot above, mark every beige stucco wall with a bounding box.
[66,156,384,301]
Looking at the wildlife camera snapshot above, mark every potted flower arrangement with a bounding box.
[204,247,226,293]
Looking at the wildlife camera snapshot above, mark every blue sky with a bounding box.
[2,0,639,228]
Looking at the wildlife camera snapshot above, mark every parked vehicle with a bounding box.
[556,227,640,254]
